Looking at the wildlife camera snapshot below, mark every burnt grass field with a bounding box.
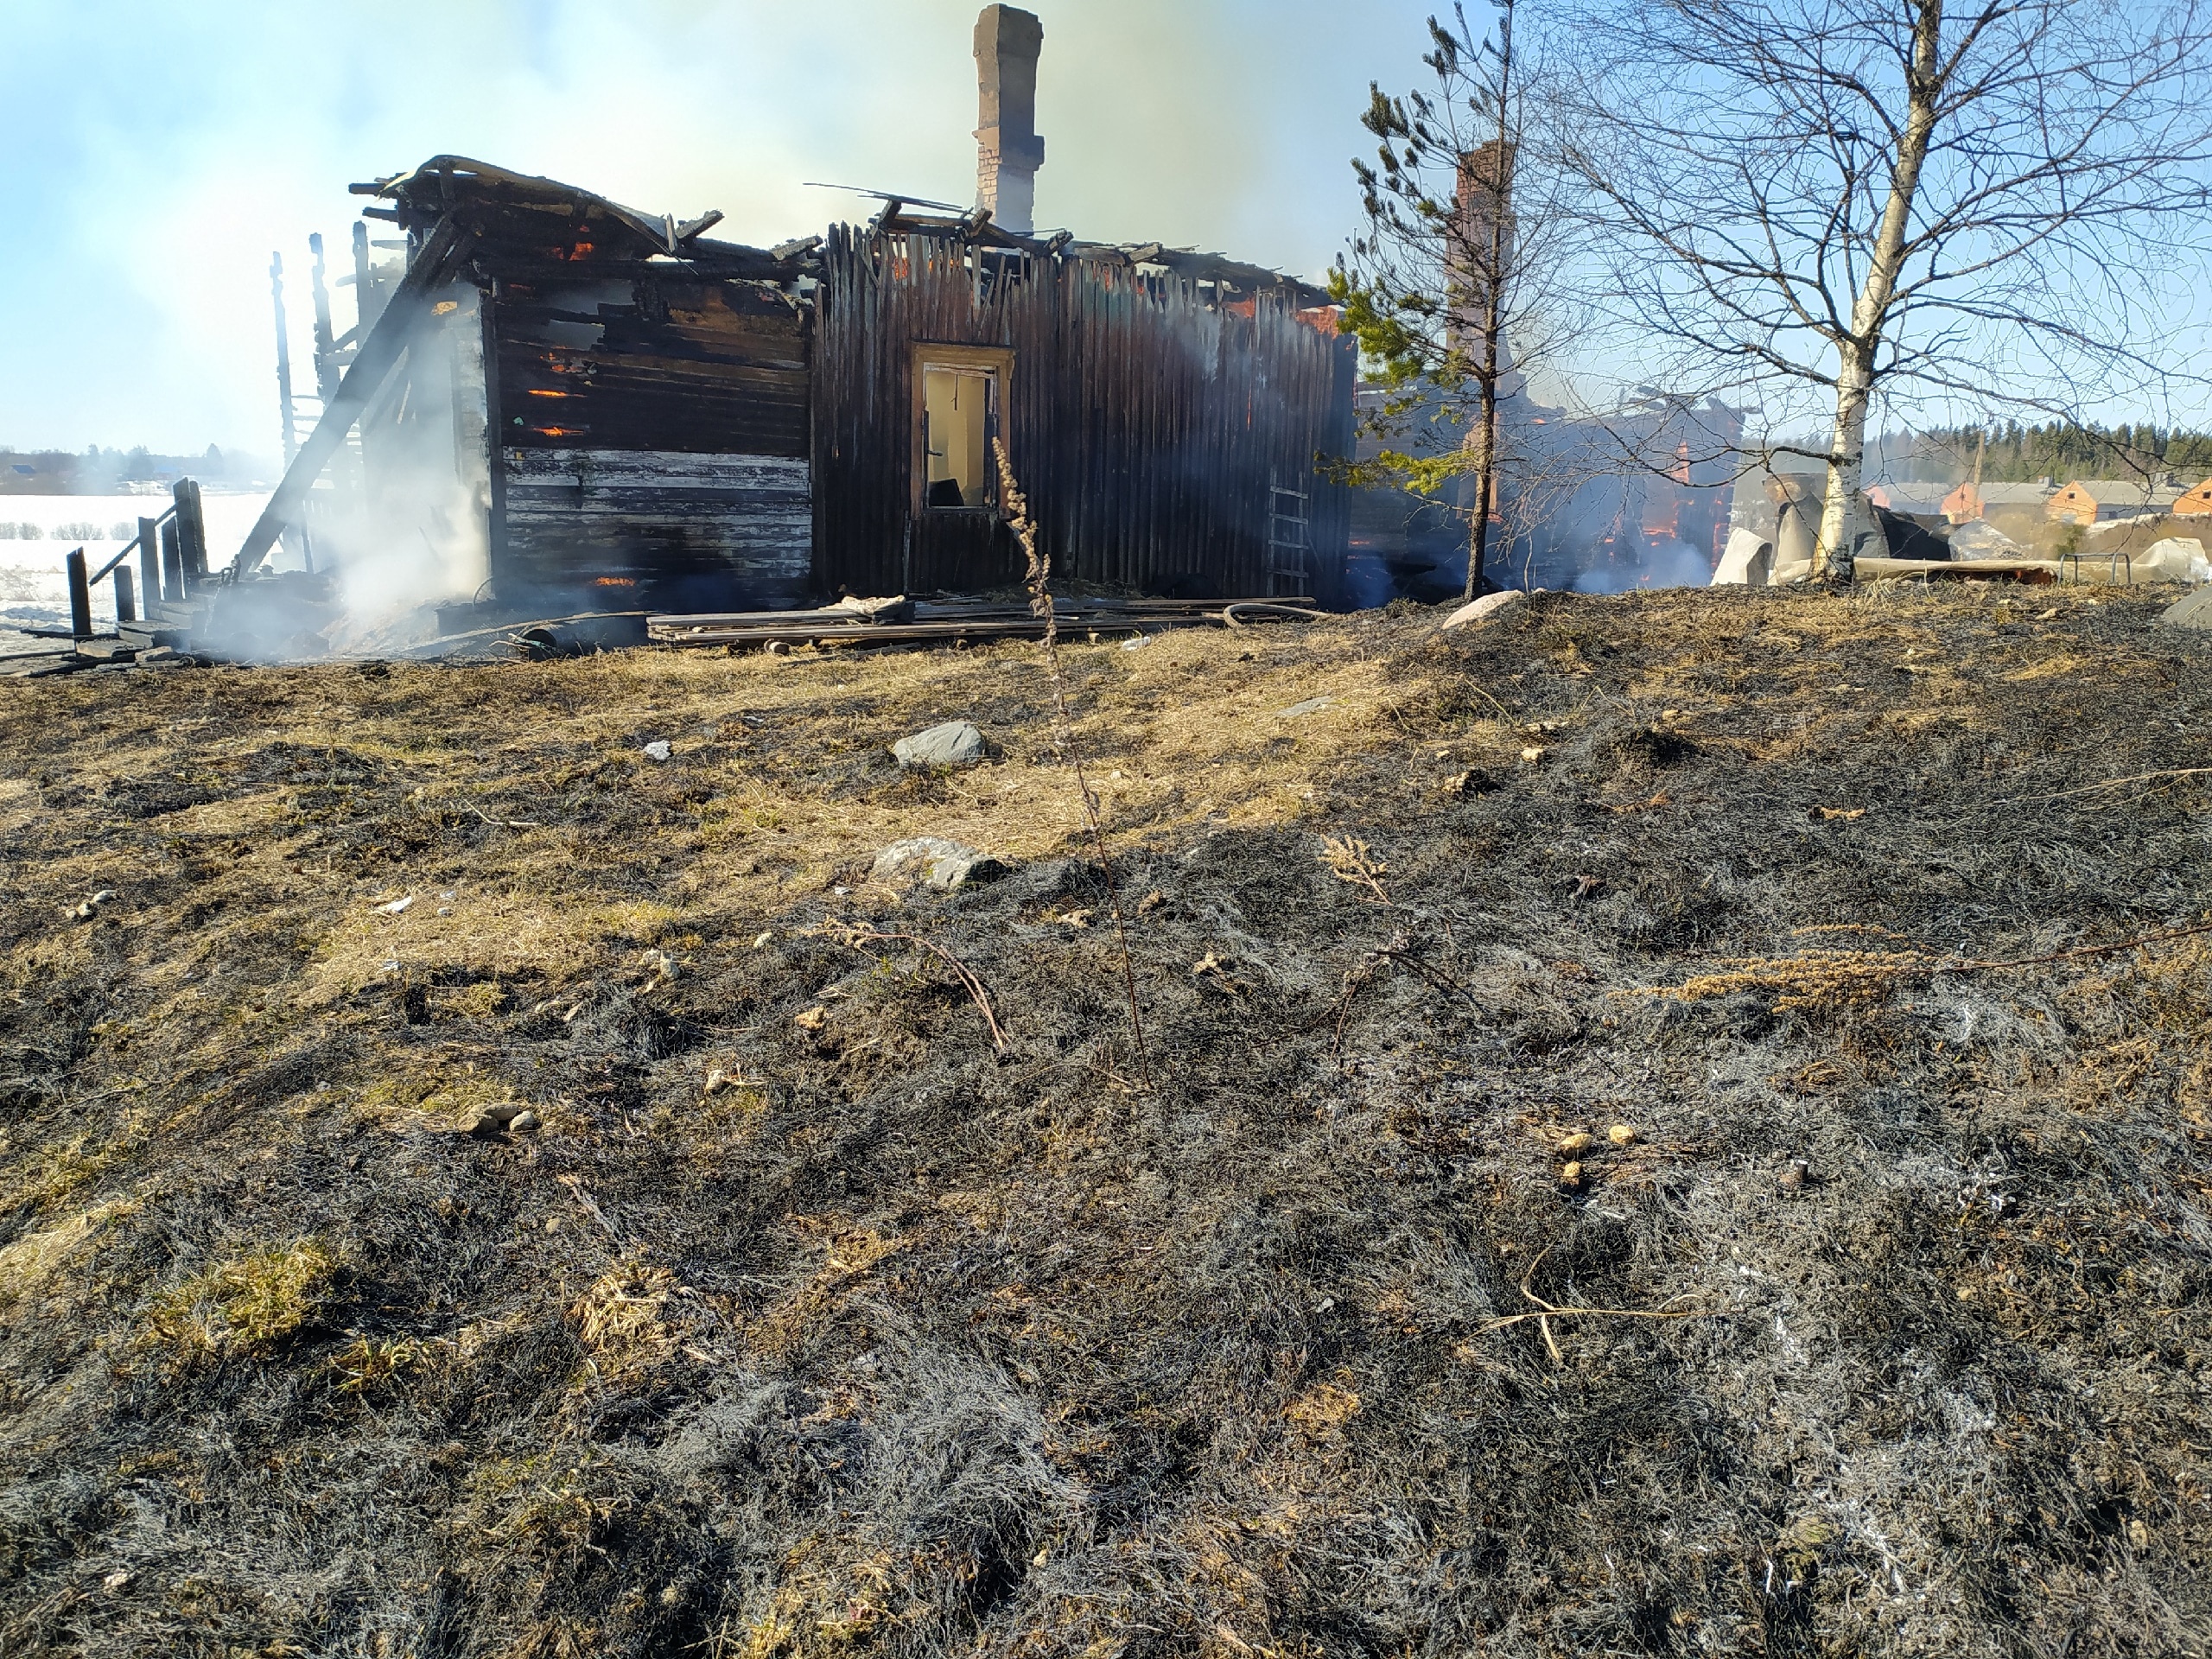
[2,583,2209,1657]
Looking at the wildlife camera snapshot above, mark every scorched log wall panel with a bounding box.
[484,276,815,607]
[493,280,810,458]
[502,448,812,607]
[812,226,1354,601]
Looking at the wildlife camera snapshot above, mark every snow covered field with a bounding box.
[0,492,273,652]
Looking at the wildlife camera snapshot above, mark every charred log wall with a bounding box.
[487,276,812,609]
[812,226,1356,603]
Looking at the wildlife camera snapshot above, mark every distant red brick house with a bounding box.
[2044,477,2183,524]
[2172,477,2212,517]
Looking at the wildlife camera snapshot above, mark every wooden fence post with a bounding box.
[66,549,92,641]
[137,517,162,607]
[173,480,208,585]
[161,519,185,603]
[114,564,137,626]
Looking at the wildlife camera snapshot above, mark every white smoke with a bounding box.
[311,461,491,654]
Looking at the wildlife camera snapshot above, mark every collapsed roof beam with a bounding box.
[230,215,476,578]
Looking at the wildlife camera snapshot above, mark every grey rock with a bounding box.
[642,740,673,762]
[1439,589,1526,630]
[892,720,986,769]
[466,1101,530,1136]
[68,889,118,922]
[872,836,1008,892]
[2161,587,2212,631]
[1280,696,1333,718]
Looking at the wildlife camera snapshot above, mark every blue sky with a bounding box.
[0,0,1446,456]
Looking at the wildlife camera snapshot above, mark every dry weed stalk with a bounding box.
[1319,834,1391,904]
[811,919,1009,1052]
[1479,1247,1719,1364]
[1330,930,1478,1070]
[1643,917,2212,1014]
[994,438,1151,1087]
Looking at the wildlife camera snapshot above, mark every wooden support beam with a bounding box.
[270,252,298,467]
[114,564,137,626]
[232,215,474,576]
[308,232,340,405]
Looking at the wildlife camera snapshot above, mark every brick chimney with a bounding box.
[974,5,1045,235]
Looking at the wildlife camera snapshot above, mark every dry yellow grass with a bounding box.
[7,581,2212,1657]
[141,1237,340,1361]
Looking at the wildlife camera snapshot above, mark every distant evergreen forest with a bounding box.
[1890,423,2212,484]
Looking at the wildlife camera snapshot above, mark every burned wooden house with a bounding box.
[231,7,1357,626]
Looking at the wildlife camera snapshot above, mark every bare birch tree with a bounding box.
[1332,1,1583,598]
[1555,0,2212,578]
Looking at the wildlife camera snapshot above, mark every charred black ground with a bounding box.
[2,585,2209,1657]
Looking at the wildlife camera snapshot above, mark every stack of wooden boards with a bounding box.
[645,595,1319,650]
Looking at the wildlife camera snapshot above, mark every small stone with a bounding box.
[871,835,1006,891]
[1560,1161,1585,1187]
[1608,1124,1636,1146]
[1280,696,1333,718]
[508,1109,540,1134]
[1442,768,1498,797]
[892,720,985,769]
[642,740,672,762]
[703,1067,733,1096]
[1557,1131,1593,1155]
[544,1217,562,1233]
[68,889,118,921]
[466,1102,527,1136]
[1438,589,1525,631]
[1779,1157,1809,1192]
[796,1005,830,1031]
[1520,746,1546,764]
[752,931,772,948]
[102,1570,134,1592]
